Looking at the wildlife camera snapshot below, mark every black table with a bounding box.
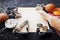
[0,23,60,40]
[0,0,60,40]
[0,0,60,7]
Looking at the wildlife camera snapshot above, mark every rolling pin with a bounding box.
[38,10,60,32]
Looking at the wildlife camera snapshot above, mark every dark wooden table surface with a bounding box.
[0,0,60,7]
[0,22,60,40]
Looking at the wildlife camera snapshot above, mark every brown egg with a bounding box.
[0,13,8,24]
[52,8,60,12]
[45,3,56,13]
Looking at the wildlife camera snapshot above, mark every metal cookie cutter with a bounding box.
[37,23,48,35]
[13,20,29,33]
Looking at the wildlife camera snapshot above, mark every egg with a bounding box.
[53,11,60,16]
[45,3,56,13]
[0,13,8,24]
[52,8,60,12]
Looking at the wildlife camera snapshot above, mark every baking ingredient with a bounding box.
[0,13,8,24]
[53,11,60,16]
[5,19,17,28]
[45,3,56,13]
[52,8,60,12]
